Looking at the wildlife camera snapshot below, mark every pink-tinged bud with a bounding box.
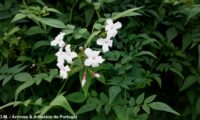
[93,73,100,78]
[81,72,87,87]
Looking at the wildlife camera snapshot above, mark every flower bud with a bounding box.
[79,46,84,51]
[81,72,87,87]
[93,73,100,78]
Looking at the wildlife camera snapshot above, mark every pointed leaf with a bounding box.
[76,103,96,114]
[166,27,177,42]
[11,13,26,22]
[2,75,12,86]
[142,104,150,114]
[25,26,47,36]
[180,75,197,91]
[32,41,50,52]
[0,101,21,110]
[134,51,157,59]
[112,7,142,20]
[66,92,86,103]
[38,18,66,28]
[104,104,111,114]
[109,86,121,104]
[15,80,34,100]
[136,93,145,105]
[96,74,106,84]
[149,102,180,115]
[14,72,32,82]
[50,95,75,115]
[144,95,157,104]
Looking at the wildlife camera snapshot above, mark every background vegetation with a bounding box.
[1,0,200,120]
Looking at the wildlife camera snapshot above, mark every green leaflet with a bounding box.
[37,18,66,28]
[149,102,180,115]
[109,86,121,104]
[15,80,35,100]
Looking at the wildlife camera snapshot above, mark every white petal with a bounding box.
[92,62,99,67]
[102,45,109,52]
[66,57,73,64]
[84,58,92,66]
[96,38,104,45]
[114,21,122,29]
[60,70,68,79]
[51,39,58,46]
[59,40,66,48]
[57,60,64,68]
[107,39,113,47]
[56,32,65,40]
[84,48,93,57]
[105,19,113,31]
[97,56,105,63]
[65,44,71,52]
[106,19,113,25]
[59,32,65,36]
[71,52,77,59]
[64,65,70,72]
[107,30,118,38]
[92,51,100,57]
[85,48,100,57]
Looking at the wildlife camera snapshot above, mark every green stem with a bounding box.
[69,0,78,24]
[125,88,127,108]
[22,0,28,8]
[85,31,100,47]
[57,79,68,95]
[31,87,36,96]
[57,66,82,96]
[123,73,127,108]
[95,9,101,19]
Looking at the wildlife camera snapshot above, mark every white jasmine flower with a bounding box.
[96,37,113,52]
[84,48,105,67]
[64,44,77,64]
[51,32,66,48]
[59,64,70,79]
[105,19,122,38]
[81,72,87,87]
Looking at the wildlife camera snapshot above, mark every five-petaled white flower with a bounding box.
[51,32,66,48]
[105,19,122,38]
[64,44,77,64]
[96,37,113,52]
[84,48,104,67]
[58,64,70,79]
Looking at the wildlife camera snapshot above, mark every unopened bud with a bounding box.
[81,72,87,87]
[17,37,21,40]
[30,64,35,69]
[79,46,84,51]
[93,73,100,78]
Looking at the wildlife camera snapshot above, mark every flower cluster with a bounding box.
[97,19,122,52]
[51,19,122,87]
[51,32,77,79]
